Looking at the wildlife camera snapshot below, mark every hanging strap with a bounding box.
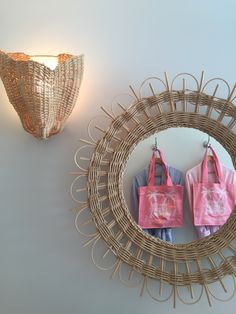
[148,149,173,186]
[201,146,223,183]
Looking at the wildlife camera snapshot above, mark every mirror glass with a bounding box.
[123,127,235,244]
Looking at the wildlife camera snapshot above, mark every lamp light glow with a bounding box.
[30,55,58,70]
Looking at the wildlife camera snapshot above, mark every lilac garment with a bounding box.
[185,160,236,238]
[131,164,183,242]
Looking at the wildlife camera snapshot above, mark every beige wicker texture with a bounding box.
[0,50,84,139]
[71,72,236,307]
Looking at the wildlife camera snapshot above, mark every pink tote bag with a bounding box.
[192,146,235,226]
[138,150,183,229]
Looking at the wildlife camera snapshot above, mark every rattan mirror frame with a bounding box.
[71,72,236,307]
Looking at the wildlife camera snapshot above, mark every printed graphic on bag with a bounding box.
[201,186,227,216]
[147,190,175,219]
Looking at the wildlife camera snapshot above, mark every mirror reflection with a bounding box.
[123,128,236,244]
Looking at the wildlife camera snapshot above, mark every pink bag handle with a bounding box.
[148,149,173,186]
[201,146,223,183]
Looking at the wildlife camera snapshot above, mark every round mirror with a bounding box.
[71,73,236,306]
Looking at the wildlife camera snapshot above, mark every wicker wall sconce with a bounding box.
[0,50,84,139]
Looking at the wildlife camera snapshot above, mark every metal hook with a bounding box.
[152,137,158,151]
[203,135,211,148]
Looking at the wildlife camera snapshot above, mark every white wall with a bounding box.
[0,0,235,313]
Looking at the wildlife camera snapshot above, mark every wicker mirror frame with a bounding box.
[71,72,236,307]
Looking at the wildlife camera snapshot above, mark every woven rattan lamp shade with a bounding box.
[0,50,84,139]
